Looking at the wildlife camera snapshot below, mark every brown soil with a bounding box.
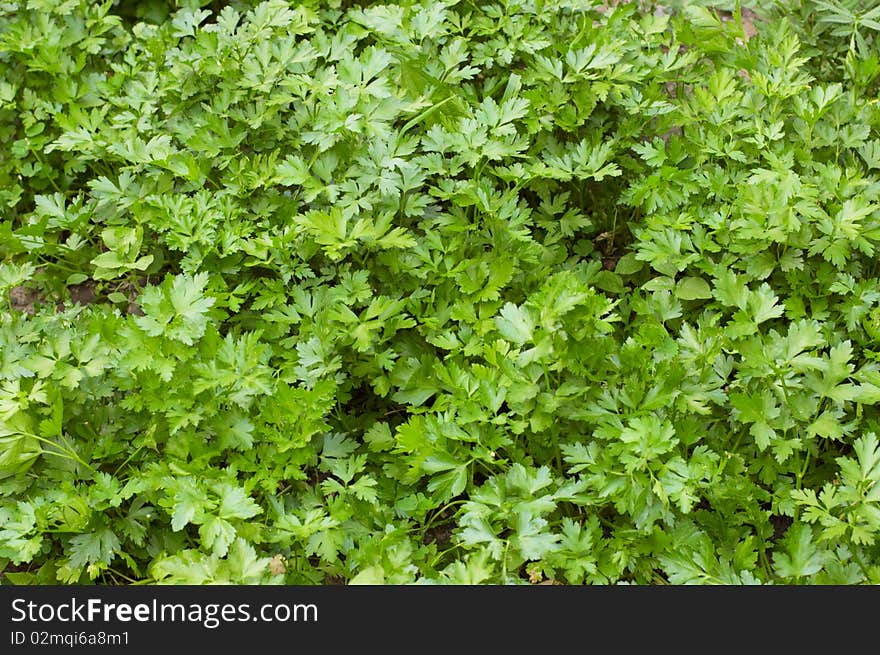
[10,286,39,314]
[69,280,97,305]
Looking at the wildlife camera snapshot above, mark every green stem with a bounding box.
[36,256,80,275]
[852,549,872,581]
[17,431,95,473]
[797,446,812,491]
[400,95,456,135]
[430,543,463,569]
[421,499,468,539]
[106,567,139,584]
[541,364,563,470]
[758,542,773,579]
[26,139,62,193]
[38,448,93,472]
[113,443,145,477]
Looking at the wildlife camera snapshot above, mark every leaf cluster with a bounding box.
[2,0,880,584]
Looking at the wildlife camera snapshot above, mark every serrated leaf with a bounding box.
[495,303,534,345]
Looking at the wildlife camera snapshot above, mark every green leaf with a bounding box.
[773,524,825,580]
[199,516,237,557]
[135,273,215,345]
[675,276,713,300]
[0,415,41,478]
[216,483,262,521]
[495,303,534,345]
[66,527,121,571]
[349,565,385,585]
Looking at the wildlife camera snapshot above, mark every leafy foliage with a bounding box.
[2,0,880,585]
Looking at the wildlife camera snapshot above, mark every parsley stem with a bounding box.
[25,139,62,193]
[105,567,139,584]
[16,431,96,474]
[37,256,79,275]
[113,443,145,477]
[758,546,773,580]
[541,364,563,470]
[852,550,871,581]
[797,446,811,491]
[400,95,456,135]
[429,543,463,569]
[421,499,468,539]
[37,448,94,472]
